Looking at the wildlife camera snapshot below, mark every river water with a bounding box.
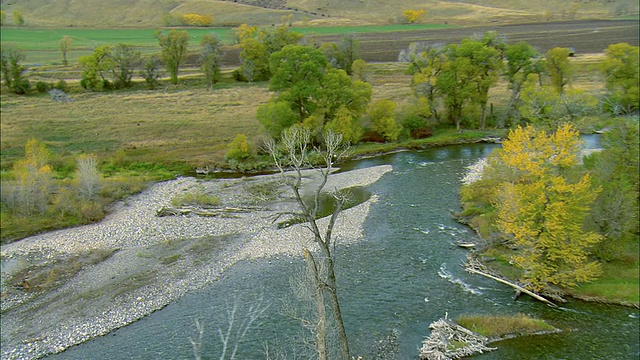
[53,138,639,359]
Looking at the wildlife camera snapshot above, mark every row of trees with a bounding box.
[400,35,638,130]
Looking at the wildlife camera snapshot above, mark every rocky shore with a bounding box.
[0,165,392,360]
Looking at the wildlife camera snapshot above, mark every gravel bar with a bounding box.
[0,165,392,360]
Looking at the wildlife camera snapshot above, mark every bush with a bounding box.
[36,81,49,93]
[55,79,69,92]
[360,131,386,143]
[12,79,30,95]
[225,134,252,162]
[402,112,432,139]
[79,202,104,221]
[410,128,433,139]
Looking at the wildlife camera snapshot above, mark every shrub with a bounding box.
[79,202,104,221]
[367,99,402,142]
[225,134,252,162]
[142,56,160,89]
[54,79,69,92]
[36,81,49,93]
[410,128,433,139]
[12,79,30,95]
[360,131,386,143]
[402,112,432,139]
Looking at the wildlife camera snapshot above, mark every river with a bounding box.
[52,138,639,359]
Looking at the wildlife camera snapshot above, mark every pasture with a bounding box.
[0,24,453,65]
[4,20,638,66]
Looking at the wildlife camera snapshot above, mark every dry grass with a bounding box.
[0,84,272,170]
[0,54,605,172]
[0,0,633,29]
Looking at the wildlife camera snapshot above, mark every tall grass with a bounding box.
[569,238,639,305]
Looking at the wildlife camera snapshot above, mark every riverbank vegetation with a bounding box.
[458,117,639,305]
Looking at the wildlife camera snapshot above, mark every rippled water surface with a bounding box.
[54,139,639,359]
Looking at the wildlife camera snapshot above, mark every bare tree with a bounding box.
[75,154,102,200]
[190,294,270,360]
[265,127,351,360]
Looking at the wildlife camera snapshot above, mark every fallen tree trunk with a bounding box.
[465,266,557,307]
[156,205,267,218]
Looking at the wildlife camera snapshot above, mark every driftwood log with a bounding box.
[420,318,496,360]
[156,205,267,218]
[465,257,558,307]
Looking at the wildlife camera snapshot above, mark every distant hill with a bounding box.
[0,0,637,28]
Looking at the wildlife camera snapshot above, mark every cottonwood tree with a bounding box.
[459,32,505,129]
[156,30,189,84]
[500,41,539,127]
[200,33,223,90]
[403,9,426,23]
[545,47,572,93]
[79,45,114,91]
[0,47,29,94]
[437,44,475,130]
[261,45,371,140]
[320,34,362,75]
[236,24,302,82]
[142,55,161,89]
[600,43,639,114]
[494,124,602,292]
[587,118,639,259]
[12,10,24,26]
[60,35,73,66]
[110,44,141,88]
[367,99,402,142]
[4,139,54,216]
[400,42,446,123]
[265,127,351,360]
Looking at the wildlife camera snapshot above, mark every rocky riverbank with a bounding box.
[0,165,392,360]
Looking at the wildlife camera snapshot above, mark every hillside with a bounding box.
[0,0,637,28]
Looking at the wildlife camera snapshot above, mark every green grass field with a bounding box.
[0,23,454,64]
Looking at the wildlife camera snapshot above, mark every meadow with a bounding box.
[0,24,453,64]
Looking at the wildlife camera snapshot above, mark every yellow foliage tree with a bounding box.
[182,13,213,27]
[403,9,425,23]
[226,133,251,162]
[10,139,54,216]
[494,125,602,291]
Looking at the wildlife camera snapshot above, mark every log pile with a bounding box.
[419,318,496,360]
